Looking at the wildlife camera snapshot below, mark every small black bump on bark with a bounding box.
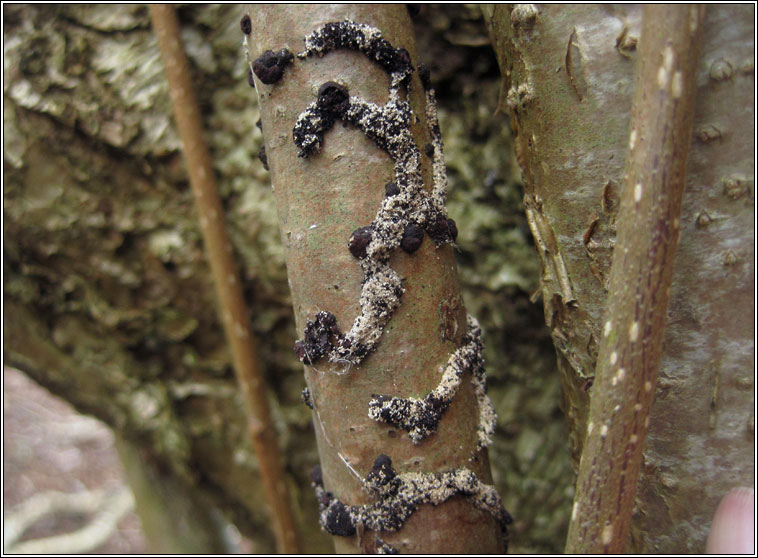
[446,218,458,241]
[258,145,268,170]
[400,223,424,253]
[293,340,309,363]
[426,213,452,243]
[426,395,445,410]
[252,50,282,84]
[317,81,350,114]
[301,387,314,409]
[275,48,294,66]
[252,48,293,84]
[392,47,412,74]
[325,501,356,537]
[348,226,372,259]
[318,492,333,508]
[385,181,400,197]
[367,454,396,486]
[240,14,251,35]
[294,311,342,364]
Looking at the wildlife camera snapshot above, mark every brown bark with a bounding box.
[484,3,754,553]
[150,5,300,553]
[2,4,574,552]
[565,6,704,553]
[247,4,504,553]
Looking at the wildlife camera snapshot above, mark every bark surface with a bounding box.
[484,3,754,553]
[247,4,504,553]
[565,5,703,552]
[4,5,569,553]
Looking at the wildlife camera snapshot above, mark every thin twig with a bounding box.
[565,5,705,553]
[149,6,300,553]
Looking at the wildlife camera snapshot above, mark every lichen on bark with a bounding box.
[247,5,507,553]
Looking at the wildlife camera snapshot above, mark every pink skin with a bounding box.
[706,487,755,554]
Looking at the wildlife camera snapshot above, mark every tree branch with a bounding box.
[246,5,507,553]
[149,6,300,553]
[565,5,705,553]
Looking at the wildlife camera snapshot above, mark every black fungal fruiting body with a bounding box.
[446,218,458,242]
[240,14,252,35]
[311,464,323,486]
[297,20,414,87]
[349,226,373,259]
[292,20,462,366]
[385,181,400,197]
[368,316,496,448]
[366,453,396,486]
[293,311,343,364]
[258,145,269,170]
[293,91,413,159]
[426,213,455,244]
[400,223,424,254]
[375,539,398,554]
[301,387,314,409]
[311,454,512,548]
[251,18,508,547]
[325,500,357,537]
[252,48,294,85]
[317,81,350,114]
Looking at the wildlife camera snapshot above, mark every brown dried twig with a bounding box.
[149,5,300,553]
[565,5,705,553]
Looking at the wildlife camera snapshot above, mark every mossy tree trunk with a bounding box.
[484,3,754,553]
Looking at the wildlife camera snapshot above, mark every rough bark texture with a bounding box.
[565,5,703,552]
[484,3,754,553]
[247,4,503,553]
[4,5,569,553]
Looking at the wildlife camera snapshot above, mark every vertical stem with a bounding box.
[149,6,300,553]
[247,5,506,553]
[565,5,704,553]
